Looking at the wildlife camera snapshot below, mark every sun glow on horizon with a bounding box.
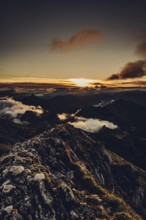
[68,78,96,87]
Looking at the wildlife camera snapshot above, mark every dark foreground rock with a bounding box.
[0,125,146,220]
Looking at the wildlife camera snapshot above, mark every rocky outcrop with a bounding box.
[94,126,146,170]
[0,117,50,146]
[0,124,146,219]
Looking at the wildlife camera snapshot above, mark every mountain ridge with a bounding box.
[0,124,146,219]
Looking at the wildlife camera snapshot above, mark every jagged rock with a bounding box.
[4,205,13,214]
[33,173,45,181]
[2,183,16,194]
[5,166,24,176]
[0,124,146,219]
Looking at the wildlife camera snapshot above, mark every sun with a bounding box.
[69,78,95,87]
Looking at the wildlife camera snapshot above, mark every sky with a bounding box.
[0,0,146,84]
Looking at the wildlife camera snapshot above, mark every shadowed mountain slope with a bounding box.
[0,125,146,219]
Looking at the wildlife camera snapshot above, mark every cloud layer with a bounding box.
[0,97,43,124]
[107,60,146,80]
[50,29,103,52]
[69,117,118,133]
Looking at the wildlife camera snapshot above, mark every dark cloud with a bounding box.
[134,30,146,58]
[136,40,146,58]
[49,29,103,52]
[106,29,146,81]
[119,60,146,79]
[107,74,120,80]
[107,60,146,80]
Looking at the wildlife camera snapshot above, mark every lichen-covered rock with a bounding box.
[0,124,145,219]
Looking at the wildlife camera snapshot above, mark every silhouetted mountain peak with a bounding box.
[20,94,44,107]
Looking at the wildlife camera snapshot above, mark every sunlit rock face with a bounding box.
[0,124,146,219]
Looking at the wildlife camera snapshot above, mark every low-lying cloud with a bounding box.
[107,60,146,80]
[0,97,43,124]
[69,117,118,133]
[50,29,103,52]
[57,113,68,121]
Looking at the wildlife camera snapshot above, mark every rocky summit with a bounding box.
[0,124,146,220]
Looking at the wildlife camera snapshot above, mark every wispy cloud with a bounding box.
[49,29,103,52]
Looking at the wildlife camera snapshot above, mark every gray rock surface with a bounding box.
[0,124,146,219]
